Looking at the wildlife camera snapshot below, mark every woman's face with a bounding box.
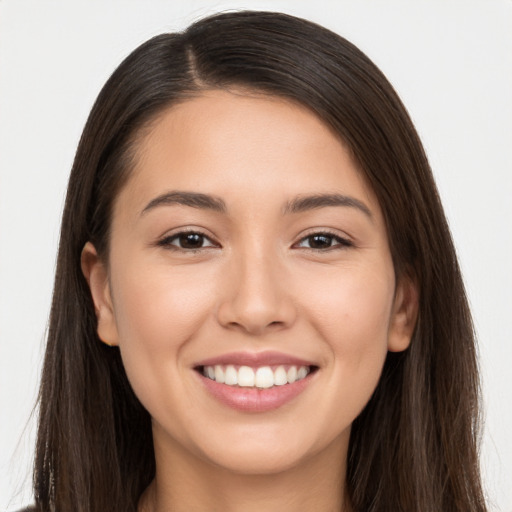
[83,90,416,475]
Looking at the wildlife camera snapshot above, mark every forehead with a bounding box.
[116,89,379,218]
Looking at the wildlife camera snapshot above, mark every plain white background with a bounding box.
[0,1,511,510]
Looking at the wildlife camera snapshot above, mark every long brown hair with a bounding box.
[34,11,487,512]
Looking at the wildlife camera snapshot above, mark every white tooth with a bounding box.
[214,365,225,384]
[238,366,255,387]
[287,366,298,383]
[255,366,274,388]
[224,365,238,385]
[273,365,288,386]
[206,366,215,379]
[297,366,309,380]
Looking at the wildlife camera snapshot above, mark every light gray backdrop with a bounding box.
[1,1,511,510]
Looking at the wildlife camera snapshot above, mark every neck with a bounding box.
[139,425,352,512]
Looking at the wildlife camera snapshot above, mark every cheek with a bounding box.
[108,259,219,404]
[304,262,394,380]
[309,262,393,330]
[108,260,222,423]
[112,261,216,347]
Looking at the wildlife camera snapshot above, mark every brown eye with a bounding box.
[178,233,205,249]
[158,231,217,250]
[296,232,352,250]
[308,234,334,249]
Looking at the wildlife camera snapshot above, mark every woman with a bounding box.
[30,10,487,512]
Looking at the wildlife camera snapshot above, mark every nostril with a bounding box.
[216,278,297,334]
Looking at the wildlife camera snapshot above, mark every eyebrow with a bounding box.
[141,190,372,220]
[283,193,372,219]
[141,191,227,216]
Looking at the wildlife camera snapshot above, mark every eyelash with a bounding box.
[294,231,353,251]
[156,229,353,252]
[156,229,218,252]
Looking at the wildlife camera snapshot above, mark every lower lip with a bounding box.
[196,371,315,413]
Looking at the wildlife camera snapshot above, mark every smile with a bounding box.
[201,364,311,389]
[194,351,318,412]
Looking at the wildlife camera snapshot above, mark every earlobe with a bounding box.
[81,242,119,347]
[387,275,419,352]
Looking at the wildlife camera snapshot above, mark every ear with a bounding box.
[387,274,419,352]
[81,242,119,346]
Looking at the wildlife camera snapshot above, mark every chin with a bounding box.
[202,445,310,476]
[189,423,349,477]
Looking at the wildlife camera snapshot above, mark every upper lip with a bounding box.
[194,350,317,368]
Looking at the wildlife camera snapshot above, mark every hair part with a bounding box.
[34,10,487,512]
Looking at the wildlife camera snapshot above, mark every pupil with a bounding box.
[310,234,332,248]
[180,233,203,248]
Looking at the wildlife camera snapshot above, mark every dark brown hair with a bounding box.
[34,10,487,512]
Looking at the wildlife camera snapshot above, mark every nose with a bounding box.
[216,249,297,335]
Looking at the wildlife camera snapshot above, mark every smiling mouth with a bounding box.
[195,364,318,389]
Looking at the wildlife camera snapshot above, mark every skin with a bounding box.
[82,90,418,512]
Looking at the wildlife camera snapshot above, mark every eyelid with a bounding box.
[154,227,353,252]
[156,227,220,250]
[293,228,354,250]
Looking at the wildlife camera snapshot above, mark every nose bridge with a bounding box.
[217,236,295,334]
